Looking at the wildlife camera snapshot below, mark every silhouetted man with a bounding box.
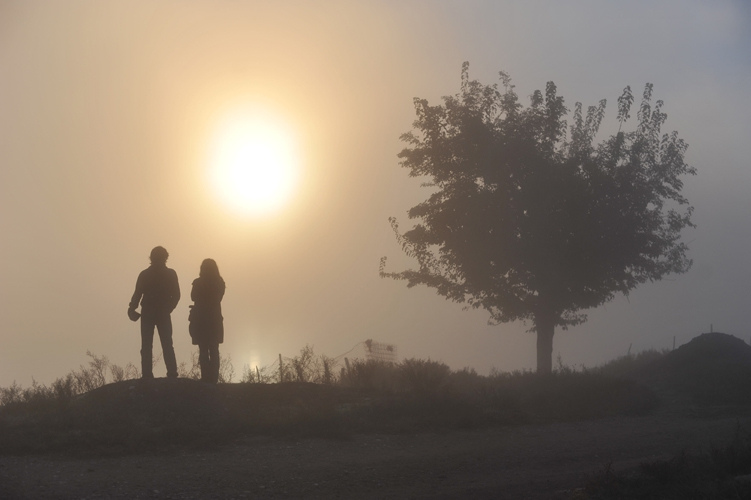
[128,246,180,378]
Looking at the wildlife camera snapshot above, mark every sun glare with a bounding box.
[208,108,301,216]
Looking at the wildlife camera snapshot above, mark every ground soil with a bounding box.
[1,405,748,499]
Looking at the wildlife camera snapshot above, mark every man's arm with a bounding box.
[169,269,180,312]
[128,272,144,311]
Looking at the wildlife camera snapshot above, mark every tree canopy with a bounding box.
[381,63,696,374]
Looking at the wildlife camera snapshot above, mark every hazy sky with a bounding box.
[1,0,750,387]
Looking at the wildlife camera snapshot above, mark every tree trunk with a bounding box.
[536,320,555,375]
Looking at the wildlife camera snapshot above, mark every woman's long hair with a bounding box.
[199,258,224,284]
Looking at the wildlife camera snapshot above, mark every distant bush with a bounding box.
[333,354,657,432]
[398,358,452,393]
[594,349,669,379]
[339,358,396,391]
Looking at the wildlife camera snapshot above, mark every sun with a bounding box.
[208,108,301,216]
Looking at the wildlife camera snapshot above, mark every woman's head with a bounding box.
[149,246,169,265]
[200,258,221,279]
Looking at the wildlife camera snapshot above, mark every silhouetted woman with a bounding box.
[189,259,225,383]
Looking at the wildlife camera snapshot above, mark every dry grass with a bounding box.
[581,428,751,499]
[0,346,660,456]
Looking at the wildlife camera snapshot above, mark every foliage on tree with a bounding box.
[381,63,696,374]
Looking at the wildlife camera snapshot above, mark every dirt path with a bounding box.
[1,411,748,499]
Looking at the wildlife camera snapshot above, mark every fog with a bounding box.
[1,0,750,387]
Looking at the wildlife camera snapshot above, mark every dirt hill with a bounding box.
[641,332,751,406]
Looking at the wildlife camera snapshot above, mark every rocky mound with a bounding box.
[644,332,751,406]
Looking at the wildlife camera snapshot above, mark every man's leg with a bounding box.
[156,314,178,378]
[140,318,156,379]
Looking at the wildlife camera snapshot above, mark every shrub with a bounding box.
[240,364,276,384]
[595,349,669,379]
[281,345,339,384]
[398,358,451,393]
[339,358,397,391]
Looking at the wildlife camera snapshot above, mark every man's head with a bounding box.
[149,246,169,265]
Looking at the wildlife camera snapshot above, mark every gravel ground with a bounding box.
[1,409,747,499]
